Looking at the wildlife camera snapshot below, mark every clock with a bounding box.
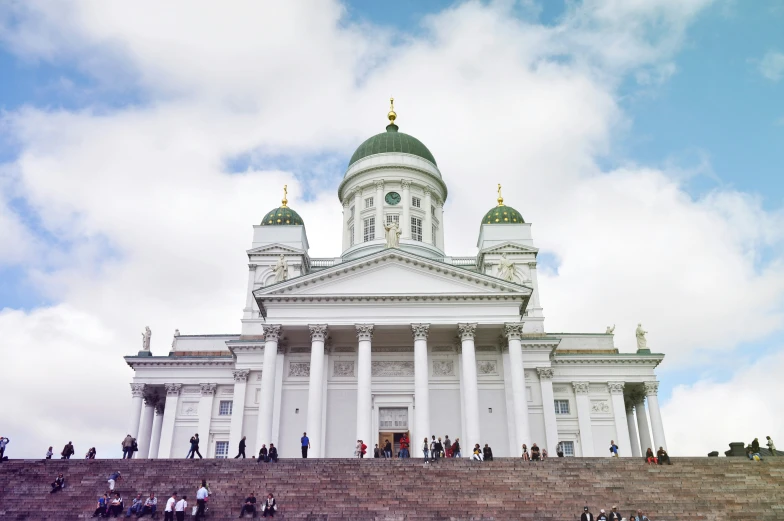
[385,192,401,205]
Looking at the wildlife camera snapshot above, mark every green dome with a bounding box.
[348,124,437,168]
[482,205,524,225]
[261,206,304,226]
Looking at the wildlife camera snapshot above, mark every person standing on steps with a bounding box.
[422,438,429,462]
[580,506,594,521]
[444,435,452,457]
[452,438,461,458]
[373,444,380,458]
[61,441,75,459]
[301,432,310,458]
[767,436,777,455]
[194,480,209,520]
[0,436,9,462]
[608,505,622,521]
[174,495,187,521]
[163,492,177,521]
[122,434,134,459]
[86,447,96,459]
[609,440,619,458]
[187,434,203,459]
[235,436,246,459]
[399,433,410,458]
[384,439,392,459]
[596,509,608,521]
[45,446,53,459]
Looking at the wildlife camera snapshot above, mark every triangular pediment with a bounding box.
[247,243,306,256]
[479,241,539,255]
[255,249,531,297]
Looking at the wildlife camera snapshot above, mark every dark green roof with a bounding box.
[482,205,524,225]
[348,124,436,168]
[261,206,304,226]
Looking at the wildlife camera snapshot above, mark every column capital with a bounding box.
[536,367,554,380]
[248,264,257,271]
[263,324,282,342]
[643,381,659,396]
[164,383,182,397]
[457,323,477,341]
[374,179,385,190]
[200,383,217,396]
[401,179,412,189]
[131,383,146,397]
[411,323,430,340]
[527,262,537,269]
[423,185,432,197]
[233,369,250,382]
[608,381,625,394]
[355,324,374,341]
[572,381,590,394]
[309,324,329,342]
[504,323,524,340]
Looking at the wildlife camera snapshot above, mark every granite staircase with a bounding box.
[0,457,783,520]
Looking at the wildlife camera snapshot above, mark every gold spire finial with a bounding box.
[387,96,397,126]
[497,183,504,206]
[281,185,288,208]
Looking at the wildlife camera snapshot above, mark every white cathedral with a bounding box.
[125,102,667,461]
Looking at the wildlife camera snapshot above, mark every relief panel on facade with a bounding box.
[288,362,310,377]
[590,400,611,415]
[372,361,414,377]
[432,360,455,377]
[477,360,498,376]
[333,361,355,377]
[180,402,199,416]
[552,386,569,393]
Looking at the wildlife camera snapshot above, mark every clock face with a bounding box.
[385,192,401,205]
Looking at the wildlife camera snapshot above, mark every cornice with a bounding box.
[125,356,235,369]
[552,353,664,367]
[338,163,449,203]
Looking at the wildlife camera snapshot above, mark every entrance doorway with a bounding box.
[378,431,410,458]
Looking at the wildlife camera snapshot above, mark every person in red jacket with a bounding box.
[399,434,410,458]
[360,441,367,458]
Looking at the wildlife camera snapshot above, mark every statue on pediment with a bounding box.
[605,325,615,334]
[273,254,288,283]
[636,323,648,350]
[384,221,401,248]
[141,326,151,351]
[497,253,518,282]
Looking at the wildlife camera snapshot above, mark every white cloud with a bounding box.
[1,0,783,458]
[758,50,784,82]
[662,350,784,456]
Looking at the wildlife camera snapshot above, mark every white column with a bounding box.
[608,382,632,457]
[137,396,155,458]
[229,370,250,457]
[255,325,281,451]
[412,324,431,447]
[458,323,481,452]
[505,323,531,450]
[626,401,641,458]
[401,180,411,239]
[157,383,181,458]
[375,180,385,239]
[342,199,351,251]
[244,265,257,319]
[423,187,433,245]
[645,381,667,452]
[436,202,444,250]
[573,382,594,457]
[198,384,216,456]
[355,324,374,447]
[634,393,653,455]
[128,383,145,438]
[537,368,559,456]
[148,403,164,459]
[306,325,328,458]
[352,191,360,246]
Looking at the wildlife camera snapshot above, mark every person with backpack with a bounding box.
[609,440,619,457]
[121,434,134,459]
[61,441,75,460]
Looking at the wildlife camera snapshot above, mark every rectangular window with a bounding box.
[386,214,399,226]
[379,408,408,429]
[411,196,421,208]
[554,400,570,415]
[431,205,436,216]
[432,225,437,246]
[364,217,375,242]
[365,197,374,209]
[214,441,229,459]
[219,400,233,416]
[559,441,575,457]
[349,225,355,246]
[411,217,422,242]
[350,206,355,219]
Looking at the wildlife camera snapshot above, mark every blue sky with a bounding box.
[1,0,783,457]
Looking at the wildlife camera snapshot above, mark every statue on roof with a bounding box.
[636,323,648,350]
[141,326,151,351]
[384,220,401,248]
[497,253,518,282]
[605,325,615,334]
[273,254,288,283]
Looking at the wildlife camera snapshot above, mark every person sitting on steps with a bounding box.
[107,492,124,518]
[239,492,257,518]
[472,444,483,461]
[521,444,530,461]
[530,443,540,461]
[645,448,657,464]
[483,443,494,461]
[268,443,278,462]
[657,446,671,465]
[50,473,65,494]
[91,493,108,517]
[139,492,157,518]
[126,494,143,517]
[257,444,268,463]
[261,493,277,517]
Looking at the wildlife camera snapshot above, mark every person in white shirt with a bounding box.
[163,493,177,521]
[174,495,187,521]
[195,481,209,520]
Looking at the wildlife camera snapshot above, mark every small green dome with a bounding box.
[348,123,437,169]
[482,205,524,225]
[261,206,304,226]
